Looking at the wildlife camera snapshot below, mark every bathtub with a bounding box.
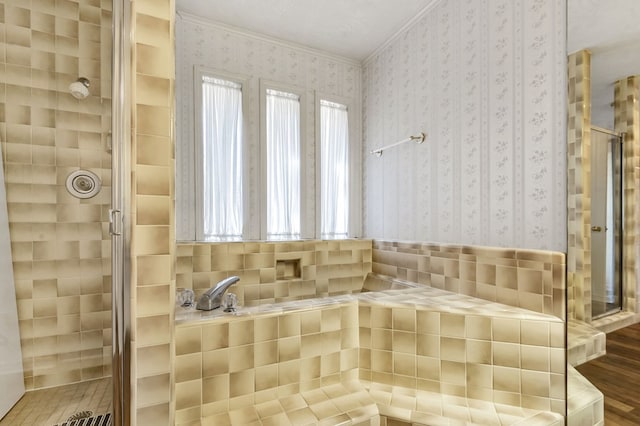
[173,273,566,425]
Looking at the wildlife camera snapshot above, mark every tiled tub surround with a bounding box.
[176,239,567,321]
[176,240,373,307]
[175,300,377,425]
[371,240,567,320]
[357,287,566,418]
[175,284,565,425]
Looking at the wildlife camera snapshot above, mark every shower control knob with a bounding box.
[65,170,101,199]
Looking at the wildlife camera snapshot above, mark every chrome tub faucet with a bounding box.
[196,276,240,311]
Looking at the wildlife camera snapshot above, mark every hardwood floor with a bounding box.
[576,323,640,426]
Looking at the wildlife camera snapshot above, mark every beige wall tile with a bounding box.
[136,44,173,79]
[493,366,520,393]
[137,195,171,225]
[392,331,415,354]
[139,344,172,377]
[440,360,465,386]
[137,403,171,425]
[255,364,278,392]
[137,134,171,166]
[416,311,439,335]
[492,318,520,343]
[392,308,415,332]
[176,379,202,411]
[176,326,202,356]
[279,336,301,363]
[229,319,254,346]
[393,352,416,377]
[440,337,466,363]
[137,105,171,138]
[254,316,278,342]
[254,340,277,368]
[137,255,173,286]
[228,344,254,373]
[230,370,255,398]
[493,342,520,368]
[201,346,229,377]
[135,226,171,255]
[137,373,171,407]
[440,313,465,338]
[136,165,171,196]
[136,13,171,47]
[137,0,172,20]
[521,345,550,372]
[137,285,170,316]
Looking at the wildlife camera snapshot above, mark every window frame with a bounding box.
[315,93,361,239]
[259,79,310,241]
[193,66,251,241]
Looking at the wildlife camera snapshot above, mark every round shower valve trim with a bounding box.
[66,170,102,199]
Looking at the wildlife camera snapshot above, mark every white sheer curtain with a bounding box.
[266,89,301,240]
[202,76,243,240]
[320,100,349,239]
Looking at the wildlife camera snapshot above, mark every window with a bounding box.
[200,76,243,240]
[265,89,301,240]
[177,68,361,242]
[320,100,349,239]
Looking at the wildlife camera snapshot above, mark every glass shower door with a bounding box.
[0,148,25,418]
[591,127,623,319]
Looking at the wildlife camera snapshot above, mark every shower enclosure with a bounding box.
[591,126,624,319]
[0,0,130,424]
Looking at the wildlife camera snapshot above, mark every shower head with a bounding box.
[69,77,90,100]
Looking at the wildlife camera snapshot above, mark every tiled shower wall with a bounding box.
[0,0,113,390]
[566,50,591,322]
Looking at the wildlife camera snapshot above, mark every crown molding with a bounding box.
[362,0,441,66]
[177,10,362,68]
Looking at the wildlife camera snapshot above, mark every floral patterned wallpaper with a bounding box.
[362,0,567,251]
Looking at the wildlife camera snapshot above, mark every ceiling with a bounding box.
[568,0,640,128]
[176,0,640,128]
[175,0,437,61]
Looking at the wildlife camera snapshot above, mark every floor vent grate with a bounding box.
[54,412,112,426]
[67,411,93,421]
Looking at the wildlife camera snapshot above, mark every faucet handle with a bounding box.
[176,288,195,307]
[223,293,238,312]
